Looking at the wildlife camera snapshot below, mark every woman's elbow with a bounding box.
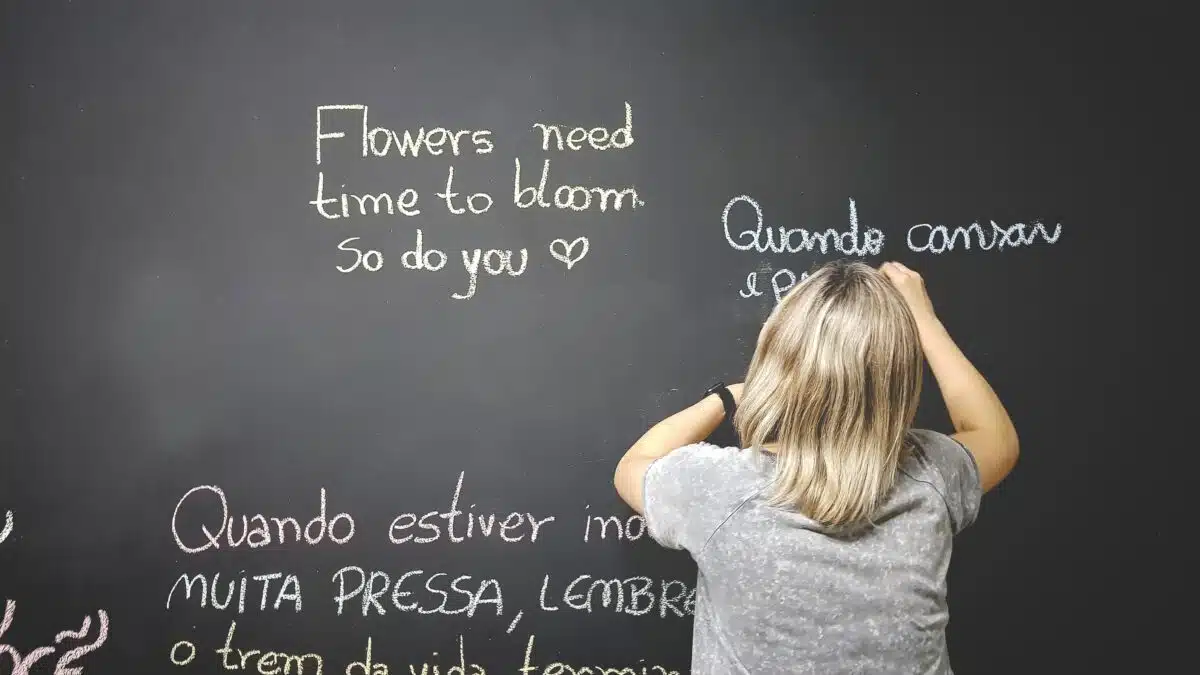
[613,452,648,513]
[1004,429,1020,472]
[992,428,1020,485]
[613,451,632,492]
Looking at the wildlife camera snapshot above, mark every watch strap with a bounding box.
[704,381,737,420]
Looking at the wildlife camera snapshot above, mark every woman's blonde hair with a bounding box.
[734,260,924,532]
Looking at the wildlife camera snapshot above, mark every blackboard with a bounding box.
[3,2,1149,673]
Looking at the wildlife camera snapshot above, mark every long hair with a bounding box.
[734,260,924,531]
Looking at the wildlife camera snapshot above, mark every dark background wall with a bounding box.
[2,1,1151,673]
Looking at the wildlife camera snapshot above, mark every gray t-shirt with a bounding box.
[643,428,983,674]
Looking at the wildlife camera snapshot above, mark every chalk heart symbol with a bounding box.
[550,237,589,269]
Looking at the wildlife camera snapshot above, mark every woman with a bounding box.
[614,260,1018,674]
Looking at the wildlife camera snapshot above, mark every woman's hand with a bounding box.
[727,382,744,403]
[880,261,939,327]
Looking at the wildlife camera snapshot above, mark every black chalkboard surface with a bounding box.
[3,2,1150,673]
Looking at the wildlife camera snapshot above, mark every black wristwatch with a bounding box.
[703,381,737,420]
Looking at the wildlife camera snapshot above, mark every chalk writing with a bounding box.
[312,102,640,297]
[740,266,812,304]
[315,104,493,164]
[907,220,1062,253]
[582,508,645,542]
[1,600,109,674]
[215,620,324,674]
[347,634,484,675]
[453,247,529,300]
[0,510,11,545]
[331,567,503,618]
[310,171,422,220]
[549,237,589,270]
[723,196,884,256]
[537,575,694,617]
[166,571,302,613]
[401,230,448,271]
[337,229,537,299]
[386,472,555,544]
[437,166,493,215]
[338,237,385,273]
[514,159,643,212]
[172,485,355,553]
[169,640,197,666]
[740,271,763,299]
[315,104,365,165]
[724,196,1066,302]
[532,101,634,152]
[519,635,679,675]
[336,229,584,298]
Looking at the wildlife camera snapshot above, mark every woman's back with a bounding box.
[615,261,1018,673]
[643,429,982,674]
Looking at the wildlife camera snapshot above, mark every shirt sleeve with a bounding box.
[908,429,984,533]
[642,443,731,552]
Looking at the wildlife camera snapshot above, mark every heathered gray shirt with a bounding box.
[643,429,983,674]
